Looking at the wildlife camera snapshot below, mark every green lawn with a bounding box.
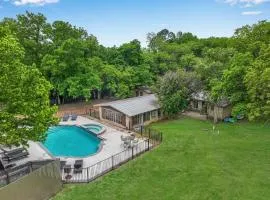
[53,117,270,200]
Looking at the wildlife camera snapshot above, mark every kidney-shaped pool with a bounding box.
[43,125,101,157]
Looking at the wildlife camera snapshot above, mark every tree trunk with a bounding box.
[213,105,218,123]
[57,94,60,105]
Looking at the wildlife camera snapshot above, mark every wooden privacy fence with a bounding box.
[0,159,55,187]
[62,128,162,183]
[56,107,100,118]
[57,108,89,118]
[0,160,62,200]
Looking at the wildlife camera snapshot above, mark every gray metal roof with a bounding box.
[192,91,230,107]
[191,91,209,101]
[99,94,160,116]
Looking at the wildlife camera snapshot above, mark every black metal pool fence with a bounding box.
[62,127,163,183]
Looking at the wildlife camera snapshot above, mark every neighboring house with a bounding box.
[95,94,161,130]
[135,86,152,97]
[189,91,232,122]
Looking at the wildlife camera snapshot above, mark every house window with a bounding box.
[143,112,150,122]
[151,110,157,119]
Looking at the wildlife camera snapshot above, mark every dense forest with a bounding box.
[1,11,269,123]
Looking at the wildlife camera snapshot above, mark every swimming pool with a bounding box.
[82,124,104,134]
[43,126,101,157]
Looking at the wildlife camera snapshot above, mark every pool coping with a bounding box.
[39,125,106,159]
[79,123,107,135]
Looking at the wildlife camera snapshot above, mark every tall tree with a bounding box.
[49,20,88,47]
[41,38,101,103]
[119,39,143,66]
[15,11,51,67]
[245,45,270,121]
[155,70,202,117]
[0,27,57,146]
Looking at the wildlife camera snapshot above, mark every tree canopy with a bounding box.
[0,26,57,146]
[1,12,269,122]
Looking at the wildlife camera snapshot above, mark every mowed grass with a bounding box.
[53,117,270,200]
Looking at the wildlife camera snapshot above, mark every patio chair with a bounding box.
[2,151,29,162]
[74,167,83,173]
[74,160,83,168]
[123,140,131,149]
[71,114,78,121]
[132,139,139,144]
[130,134,136,140]
[121,135,129,142]
[74,160,83,173]
[62,114,69,122]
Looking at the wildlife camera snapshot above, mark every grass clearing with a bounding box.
[53,117,270,200]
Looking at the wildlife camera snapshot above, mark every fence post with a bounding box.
[140,125,142,136]
[147,139,150,151]
[111,156,114,170]
[148,129,151,139]
[132,147,134,159]
[87,167,89,182]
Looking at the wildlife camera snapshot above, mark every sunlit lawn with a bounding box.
[53,117,270,200]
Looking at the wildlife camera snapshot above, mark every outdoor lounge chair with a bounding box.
[62,114,69,122]
[63,165,71,173]
[0,158,16,171]
[73,160,83,173]
[123,140,131,149]
[71,114,78,121]
[60,160,67,169]
[1,147,25,156]
[121,135,129,142]
[2,151,29,162]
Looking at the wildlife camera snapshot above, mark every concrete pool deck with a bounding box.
[24,116,139,169]
[57,116,136,167]
[1,116,157,184]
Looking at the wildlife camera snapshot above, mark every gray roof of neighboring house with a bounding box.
[99,94,160,117]
[216,99,230,108]
[192,91,230,108]
[191,91,209,101]
[136,86,152,94]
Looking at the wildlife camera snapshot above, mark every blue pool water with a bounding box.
[83,124,103,134]
[43,126,101,157]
